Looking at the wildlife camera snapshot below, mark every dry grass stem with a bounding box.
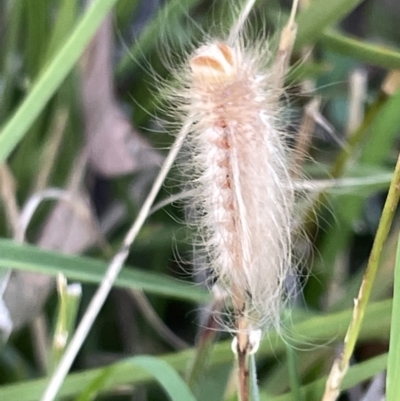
[346,69,367,136]
[291,98,320,178]
[31,315,50,374]
[0,163,20,234]
[40,123,189,401]
[129,289,188,350]
[33,108,68,192]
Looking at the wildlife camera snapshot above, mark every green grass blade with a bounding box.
[295,0,364,49]
[129,357,197,401]
[44,0,79,63]
[74,366,114,401]
[0,299,391,401]
[77,356,197,401]
[320,30,400,69]
[267,354,388,401]
[360,89,400,165]
[25,0,50,78]
[386,234,400,401]
[49,279,82,374]
[285,345,304,401]
[0,239,209,303]
[339,143,400,371]
[0,0,24,123]
[0,0,118,163]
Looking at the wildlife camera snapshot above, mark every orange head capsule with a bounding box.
[190,43,236,82]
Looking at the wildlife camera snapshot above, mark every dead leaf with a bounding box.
[81,13,163,177]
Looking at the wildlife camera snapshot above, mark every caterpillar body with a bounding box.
[169,15,297,333]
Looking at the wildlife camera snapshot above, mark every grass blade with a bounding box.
[322,147,400,399]
[77,356,197,401]
[268,354,388,401]
[128,357,197,401]
[386,234,400,401]
[320,30,400,70]
[295,0,364,48]
[0,239,209,303]
[0,299,391,401]
[0,0,118,163]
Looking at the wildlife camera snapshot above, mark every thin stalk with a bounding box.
[235,324,262,401]
[0,164,19,235]
[185,299,222,392]
[234,2,299,398]
[286,344,304,401]
[228,0,257,43]
[237,338,250,401]
[40,124,189,401]
[249,354,260,401]
[130,290,188,350]
[322,148,400,401]
[49,275,82,374]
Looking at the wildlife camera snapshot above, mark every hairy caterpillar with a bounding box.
[166,0,299,335]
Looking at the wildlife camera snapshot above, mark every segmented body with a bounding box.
[175,39,294,330]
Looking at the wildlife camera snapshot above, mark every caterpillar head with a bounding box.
[190,42,236,82]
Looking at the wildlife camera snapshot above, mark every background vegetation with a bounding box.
[0,0,400,400]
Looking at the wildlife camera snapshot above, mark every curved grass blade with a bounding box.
[0,239,209,303]
[74,366,113,401]
[128,357,197,401]
[75,356,196,401]
[0,0,118,163]
[320,30,400,70]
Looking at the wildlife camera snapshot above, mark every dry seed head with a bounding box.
[169,13,296,332]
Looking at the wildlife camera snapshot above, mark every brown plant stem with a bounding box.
[236,317,250,401]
